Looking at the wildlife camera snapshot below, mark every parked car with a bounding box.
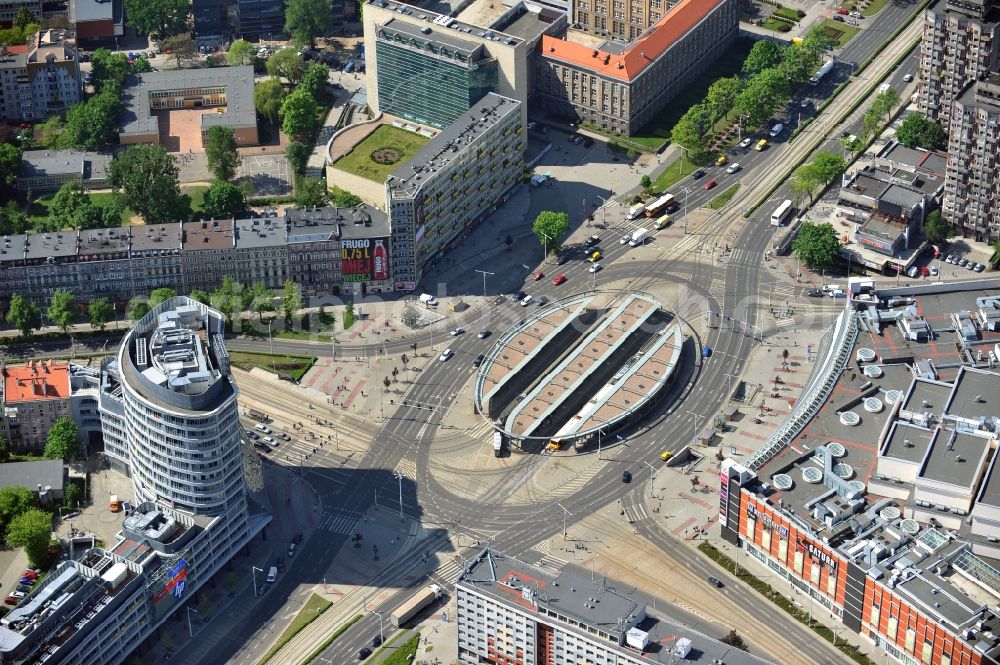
[371,635,383,647]
[966,261,976,270]
[807,289,823,297]
[4,596,19,606]
[288,542,296,557]
[585,234,601,246]
[263,436,276,445]
[21,571,38,580]
[975,263,985,272]
[514,290,526,301]
[959,258,969,267]
[478,329,491,339]
[930,266,939,276]
[18,578,34,586]
[15,584,31,594]
[552,274,567,286]
[279,433,291,441]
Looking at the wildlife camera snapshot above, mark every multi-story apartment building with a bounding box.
[17,148,111,192]
[286,204,393,297]
[233,215,288,289]
[385,93,523,287]
[181,218,236,294]
[917,0,1000,124]
[573,0,669,39]
[455,549,775,665]
[0,297,269,665]
[942,73,1000,242]
[534,0,738,135]
[1,359,72,452]
[362,0,544,130]
[0,30,81,123]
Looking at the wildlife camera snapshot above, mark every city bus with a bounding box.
[644,193,675,217]
[771,199,794,226]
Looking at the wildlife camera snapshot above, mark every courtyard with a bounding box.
[331,124,431,182]
[154,108,210,154]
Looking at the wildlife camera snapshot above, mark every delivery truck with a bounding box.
[627,204,645,220]
[391,584,442,627]
[629,228,649,247]
[492,431,503,457]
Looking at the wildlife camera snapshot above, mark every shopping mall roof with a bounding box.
[537,0,719,81]
[918,429,991,489]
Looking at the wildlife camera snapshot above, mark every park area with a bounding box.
[818,19,860,47]
[28,185,210,226]
[332,125,431,182]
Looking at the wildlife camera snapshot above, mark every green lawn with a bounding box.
[28,184,209,225]
[261,594,332,664]
[629,37,755,150]
[228,351,317,381]
[762,17,794,33]
[651,157,691,193]
[707,183,740,210]
[819,19,861,47]
[332,125,431,182]
[773,6,802,21]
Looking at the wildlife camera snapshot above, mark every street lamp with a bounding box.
[267,318,276,372]
[373,610,385,647]
[393,470,405,519]
[678,145,689,175]
[643,461,658,499]
[252,565,263,597]
[187,606,199,638]
[557,502,571,540]
[683,188,691,234]
[539,230,552,262]
[686,410,704,436]
[475,269,494,299]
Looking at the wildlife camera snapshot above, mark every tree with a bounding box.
[0,437,8,464]
[162,33,197,69]
[227,39,256,66]
[123,0,189,37]
[923,210,954,243]
[36,115,68,149]
[330,185,362,207]
[296,177,328,206]
[204,125,241,181]
[201,180,246,217]
[5,508,53,566]
[0,487,36,531]
[64,90,123,148]
[50,182,91,228]
[875,87,901,122]
[735,68,788,125]
[640,174,652,192]
[895,112,947,150]
[109,144,182,223]
[254,78,287,125]
[90,48,131,92]
[129,300,151,320]
[210,276,244,324]
[266,48,305,84]
[532,211,570,250]
[13,6,34,29]
[720,630,748,651]
[780,41,817,86]
[300,62,331,100]
[6,294,41,339]
[705,76,742,123]
[285,0,332,49]
[148,287,177,308]
[792,222,840,270]
[281,280,303,325]
[0,142,20,189]
[742,40,784,77]
[280,89,320,139]
[46,289,76,334]
[286,140,311,175]
[63,481,82,508]
[188,289,211,305]
[0,201,30,235]
[670,103,711,161]
[43,417,78,461]
[790,151,845,201]
[88,296,113,331]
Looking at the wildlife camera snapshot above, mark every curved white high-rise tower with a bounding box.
[115,297,245,515]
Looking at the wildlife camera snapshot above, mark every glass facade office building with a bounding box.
[375,23,498,129]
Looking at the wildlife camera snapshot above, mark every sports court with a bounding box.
[154,108,208,154]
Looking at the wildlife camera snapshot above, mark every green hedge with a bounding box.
[301,614,364,664]
[381,634,421,665]
[698,543,875,664]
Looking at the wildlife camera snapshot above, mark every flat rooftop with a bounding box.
[882,421,934,464]
[0,234,28,264]
[919,429,990,489]
[182,219,235,251]
[900,378,952,414]
[129,223,183,255]
[457,549,775,665]
[19,149,110,181]
[24,231,77,262]
[78,227,130,259]
[946,366,1000,423]
[233,216,287,249]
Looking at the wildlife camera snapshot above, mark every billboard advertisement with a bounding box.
[154,558,188,602]
[341,237,390,283]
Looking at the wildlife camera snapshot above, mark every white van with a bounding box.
[266,566,277,583]
[769,123,784,137]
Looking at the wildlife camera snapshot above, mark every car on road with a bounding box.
[478,329,492,339]
[755,139,768,151]
[622,471,632,483]
[513,290,526,301]
[807,289,823,297]
[585,234,601,246]
[450,327,465,336]
[357,647,372,660]
[659,450,672,461]
[439,348,453,362]
[538,296,549,305]
[702,346,712,358]
[739,137,753,149]
[588,250,602,262]
[532,270,544,280]
[288,542,296,557]
[715,154,727,166]
[704,179,717,190]
[691,169,705,179]
[903,73,913,82]
[588,263,602,273]
[279,433,291,441]
[521,295,534,306]
[726,163,741,174]
[707,576,724,588]
[263,436,276,446]
[552,274,567,286]
[556,254,571,265]
[666,202,681,213]
[620,234,631,245]
[473,353,485,368]
[371,635,383,647]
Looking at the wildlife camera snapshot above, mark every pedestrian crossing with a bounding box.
[317,508,364,534]
[430,555,469,587]
[624,503,650,523]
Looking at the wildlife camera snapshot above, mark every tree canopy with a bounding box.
[330,186,363,207]
[895,112,947,150]
[532,211,570,250]
[735,68,788,125]
[43,417,78,461]
[742,40,784,77]
[123,0,189,37]
[5,508,53,566]
[64,89,122,148]
[281,279,303,325]
[254,78,287,125]
[46,289,76,334]
[285,0,332,49]
[0,486,36,533]
[227,39,256,66]
[300,62,331,100]
[790,151,845,201]
[0,143,20,189]
[204,125,241,181]
[280,89,320,140]
[149,287,177,308]
[792,222,841,270]
[201,180,246,218]
[286,141,311,176]
[670,103,711,162]
[162,33,198,69]
[923,210,954,243]
[266,48,305,83]
[6,293,41,339]
[295,177,328,206]
[88,297,114,331]
[109,144,182,223]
